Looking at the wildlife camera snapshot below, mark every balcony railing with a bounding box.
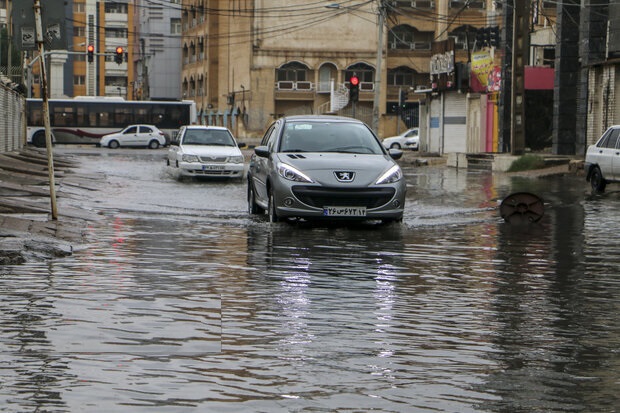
[276,81,315,91]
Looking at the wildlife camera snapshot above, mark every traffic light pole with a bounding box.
[372,1,386,134]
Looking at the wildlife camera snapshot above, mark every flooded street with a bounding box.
[1,148,619,412]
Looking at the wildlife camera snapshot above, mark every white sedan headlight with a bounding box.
[182,154,200,163]
[376,165,403,184]
[229,155,245,164]
[277,163,314,183]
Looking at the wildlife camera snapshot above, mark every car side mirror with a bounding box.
[254,145,270,158]
[237,142,246,148]
[388,148,403,160]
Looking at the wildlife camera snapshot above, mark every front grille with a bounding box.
[292,186,396,209]
[189,169,235,176]
[198,156,227,163]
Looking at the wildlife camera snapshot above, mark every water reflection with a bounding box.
[1,156,619,412]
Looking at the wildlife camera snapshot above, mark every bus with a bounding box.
[26,97,197,147]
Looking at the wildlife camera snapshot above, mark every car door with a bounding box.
[120,125,139,146]
[135,125,155,146]
[594,128,620,180]
[611,129,620,180]
[251,123,279,205]
[167,127,185,165]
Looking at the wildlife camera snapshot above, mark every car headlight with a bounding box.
[277,163,314,183]
[376,165,403,184]
[229,155,245,164]
[182,154,200,163]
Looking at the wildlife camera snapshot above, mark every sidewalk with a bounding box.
[0,147,103,264]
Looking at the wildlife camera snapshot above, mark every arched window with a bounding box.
[448,25,476,50]
[387,66,418,87]
[276,61,309,82]
[388,25,433,50]
[345,63,374,84]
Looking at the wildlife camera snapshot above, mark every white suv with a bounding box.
[585,125,620,192]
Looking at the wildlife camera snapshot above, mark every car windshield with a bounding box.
[182,129,235,146]
[279,121,384,154]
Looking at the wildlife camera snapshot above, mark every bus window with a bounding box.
[77,107,88,126]
[135,108,149,124]
[114,108,131,127]
[28,105,43,126]
[53,106,75,126]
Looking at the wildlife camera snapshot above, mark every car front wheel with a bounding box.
[108,140,120,149]
[268,191,279,223]
[390,143,401,149]
[590,166,607,192]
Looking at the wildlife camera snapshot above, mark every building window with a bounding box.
[171,18,181,35]
[74,54,86,62]
[105,76,127,87]
[388,25,433,50]
[73,26,85,37]
[73,2,85,13]
[388,67,416,87]
[345,63,375,84]
[74,75,85,85]
[105,28,128,39]
[277,62,308,82]
[105,2,128,13]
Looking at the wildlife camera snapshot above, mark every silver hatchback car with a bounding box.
[247,115,406,223]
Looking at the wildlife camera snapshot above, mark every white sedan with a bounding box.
[382,127,419,150]
[585,125,620,192]
[100,124,167,149]
[167,125,245,179]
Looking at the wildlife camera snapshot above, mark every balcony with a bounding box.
[275,81,315,100]
[105,13,127,27]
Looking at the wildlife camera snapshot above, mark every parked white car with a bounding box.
[585,125,620,192]
[100,124,167,149]
[382,127,419,150]
[167,125,245,179]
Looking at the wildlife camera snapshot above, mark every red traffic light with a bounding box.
[87,44,94,63]
[114,46,124,64]
[350,76,360,86]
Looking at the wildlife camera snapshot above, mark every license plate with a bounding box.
[202,165,224,170]
[323,206,367,217]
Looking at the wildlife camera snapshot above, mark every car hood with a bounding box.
[275,152,399,186]
[179,144,242,157]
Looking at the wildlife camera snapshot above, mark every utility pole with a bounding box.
[34,0,58,219]
[510,0,530,155]
[372,1,385,134]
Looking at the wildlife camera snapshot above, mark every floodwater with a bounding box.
[1,149,619,412]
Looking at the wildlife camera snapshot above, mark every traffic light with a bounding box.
[489,26,500,47]
[87,44,94,63]
[349,75,359,103]
[399,89,408,107]
[475,27,488,47]
[115,46,124,64]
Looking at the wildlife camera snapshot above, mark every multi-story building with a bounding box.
[180,0,505,142]
[23,0,181,101]
[133,0,182,100]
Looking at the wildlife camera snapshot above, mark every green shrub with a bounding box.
[508,154,546,172]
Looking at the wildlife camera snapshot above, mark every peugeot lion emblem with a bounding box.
[335,171,355,182]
